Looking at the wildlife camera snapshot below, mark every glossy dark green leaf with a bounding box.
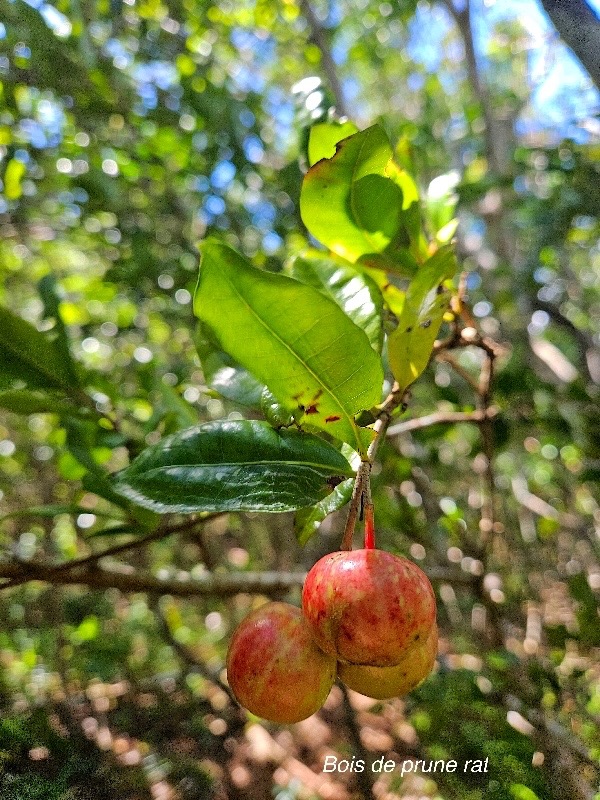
[194,241,383,456]
[388,247,457,393]
[0,305,77,390]
[113,420,355,514]
[307,120,359,166]
[295,477,354,545]
[195,322,264,407]
[300,125,404,264]
[289,251,384,351]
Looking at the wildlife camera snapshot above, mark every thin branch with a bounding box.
[387,407,498,438]
[434,325,505,358]
[477,350,496,542]
[369,383,408,460]
[534,297,599,385]
[503,693,600,773]
[511,475,581,530]
[2,514,223,590]
[441,0,503,174]
[535,298,595,353]
[299,0,349,116]
[151,599,236,703]
[435,352,481,392]
[0,561,473,594]
[0,562,308,596]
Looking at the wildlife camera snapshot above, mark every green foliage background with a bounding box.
[0,0,599,798]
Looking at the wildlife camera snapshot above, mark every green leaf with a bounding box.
[295,478,354,545]
[80,471,147,513]
[308,120,359,166]
[289,251,384,352]
[383,160,428,258]
[0,305,78,391]
[194,241,383,455]
[425,171,460,243]
[38,274,80,387]
[362,267,406,318]
[0,504,121,522]
[113,420,355,514]
[300,125,404,263]
[195,322,264,407]
[64,418,107,477]
[74,615,99,642]
[0,389,83,416]
[158,382,199,428]
[388,247,457,393]
[386,160,420,208]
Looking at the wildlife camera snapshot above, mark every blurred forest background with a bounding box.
[0,0,599,798]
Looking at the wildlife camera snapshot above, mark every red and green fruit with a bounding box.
[302,548,436,667]
[338,624,438,699]
[226,601,336,724]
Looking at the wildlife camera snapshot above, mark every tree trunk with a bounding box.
[538,0,600,90]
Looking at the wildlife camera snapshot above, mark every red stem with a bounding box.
[364,503,375,550]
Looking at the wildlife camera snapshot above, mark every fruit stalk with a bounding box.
[340,460,371,550]
[364,502,375,550]
[341,383,407,551]
[363,455,375,548]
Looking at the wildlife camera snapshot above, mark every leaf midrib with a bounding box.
[126,458,352,476]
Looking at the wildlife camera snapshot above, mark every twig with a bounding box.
[441,0,504,175]
[534,297,599,385]
[299,0,349,117]
[435,352,481,392]
[369,383,408,460]
[511,475,581,529]
[503,693,599,773]
[0,562,473,594]
[387,407,497,437]
[0,563,308,596]
[151,598,236,703]
[1,514,223,590]
[477,350,496,542]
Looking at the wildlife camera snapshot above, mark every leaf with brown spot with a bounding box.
[388,246,458,393]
